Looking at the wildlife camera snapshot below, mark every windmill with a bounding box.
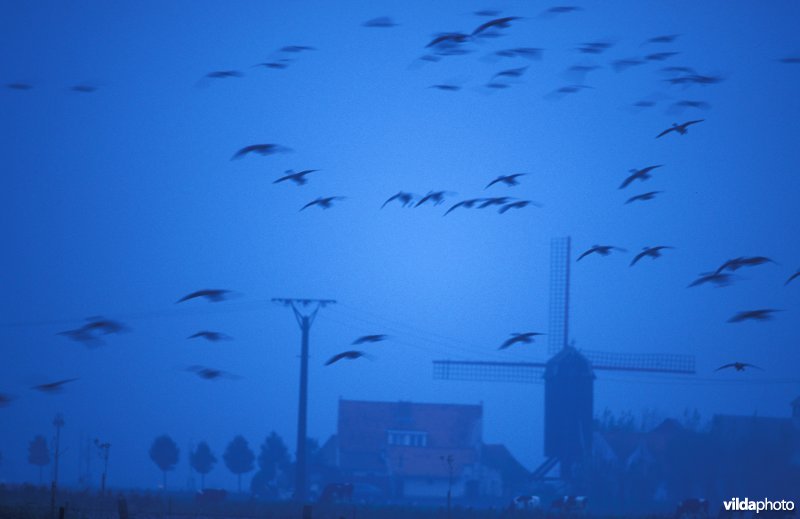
[432,236,695,486]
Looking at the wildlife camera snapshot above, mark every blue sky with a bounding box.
[2,0,799,490]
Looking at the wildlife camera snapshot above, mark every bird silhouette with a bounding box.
[688,272,733,288]
[415,191,452,207]
[426,33,470,48]
[231,144,290,160]
[656,120,704,138]
[32,379,78,394]
[779,56,800,64]
[82,317,127,335]
[499,200,541,213]
[491,67,528,82]
[273,169,319,186]
[728,309,781,323]
[786,270,800,286]
[177,289,231,303]
[382,192,416,208]
[577,245,626,261]
[430,84,461,91]
[668,100,710,114]
[352,334,387,345]
[255,60,292,69]
[715,362,762,372]
[486,173,525,188]
[546,85,593,99]
[279,45,315,52]
[612,58,646,72]
[493,48,543,60]
[630,246,673,266]
[363,17,397,28]
[188,331,231,342]
[0,393,14,407]
[542,6,581,17]
[205,70,243,79]
[576,41,613,54]
[643,34,679,45]
[472,16,521,36]
[625,191,663,204]
[325,351,369,366]
[619,165,663,189]
[716,256,776,273]
[71,84,98,93]
[645,52,679,62]
[661,66,696,76]
[187,366,239,380]
[479,197,515,209]
[499,332,545,350]
[301,197,345,211]
[444,198,485,215]
[6,82,33,90]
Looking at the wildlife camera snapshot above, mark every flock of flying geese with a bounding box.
[3,5,800,407]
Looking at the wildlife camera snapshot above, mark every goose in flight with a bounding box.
[619,165,662,189]
[499,200,541,213]
[786,269,800,286]
[715,362,762,372]
[352,334,387,345]
[472,16,521,36]
[630,246,673,266]
[231,144,291,160]
[32,378,78,394]
[426,33,470,48]
[577,245,626,261]
[625,191,662,204]
[716,256,776,273]
[499,332,545,349]
[444,198,485,215]
[205,70,242,79]
[382,192,416,208]
[688,272,733,288]
[643,34,679,45]
[188,331,231,342]
[363,17,398,28]
[325,351,369,365]
[656,120,704,138]
[727,309,781,323]
[177,289,231,303]
[301,197,345,211]
[486,173,525,188]
[274,169,319,186]
[415,191,452,207]
[187,366,240,380]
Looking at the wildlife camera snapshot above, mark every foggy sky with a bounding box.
[2,0,799,490]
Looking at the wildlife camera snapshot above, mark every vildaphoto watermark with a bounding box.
[723,498,795,513]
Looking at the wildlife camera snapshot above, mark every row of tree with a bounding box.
[149,432,298,494]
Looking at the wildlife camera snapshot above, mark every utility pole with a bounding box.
[50,414,65,519]
[272,297,336,504]
[94,439,111,498]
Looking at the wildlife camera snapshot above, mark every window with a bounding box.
[387,430,427,447]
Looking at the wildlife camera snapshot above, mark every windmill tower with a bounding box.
[433,236,695,487]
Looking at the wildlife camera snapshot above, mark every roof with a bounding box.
[544,346,594,379]
[481,444,530,485]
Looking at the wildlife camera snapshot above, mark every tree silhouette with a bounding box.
[149,435,179,491]
[223,435,254,493]
[27,435,50,484]
[252,431,290,497]
[190,441,217,489]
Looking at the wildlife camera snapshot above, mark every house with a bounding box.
[323,398,529,501]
